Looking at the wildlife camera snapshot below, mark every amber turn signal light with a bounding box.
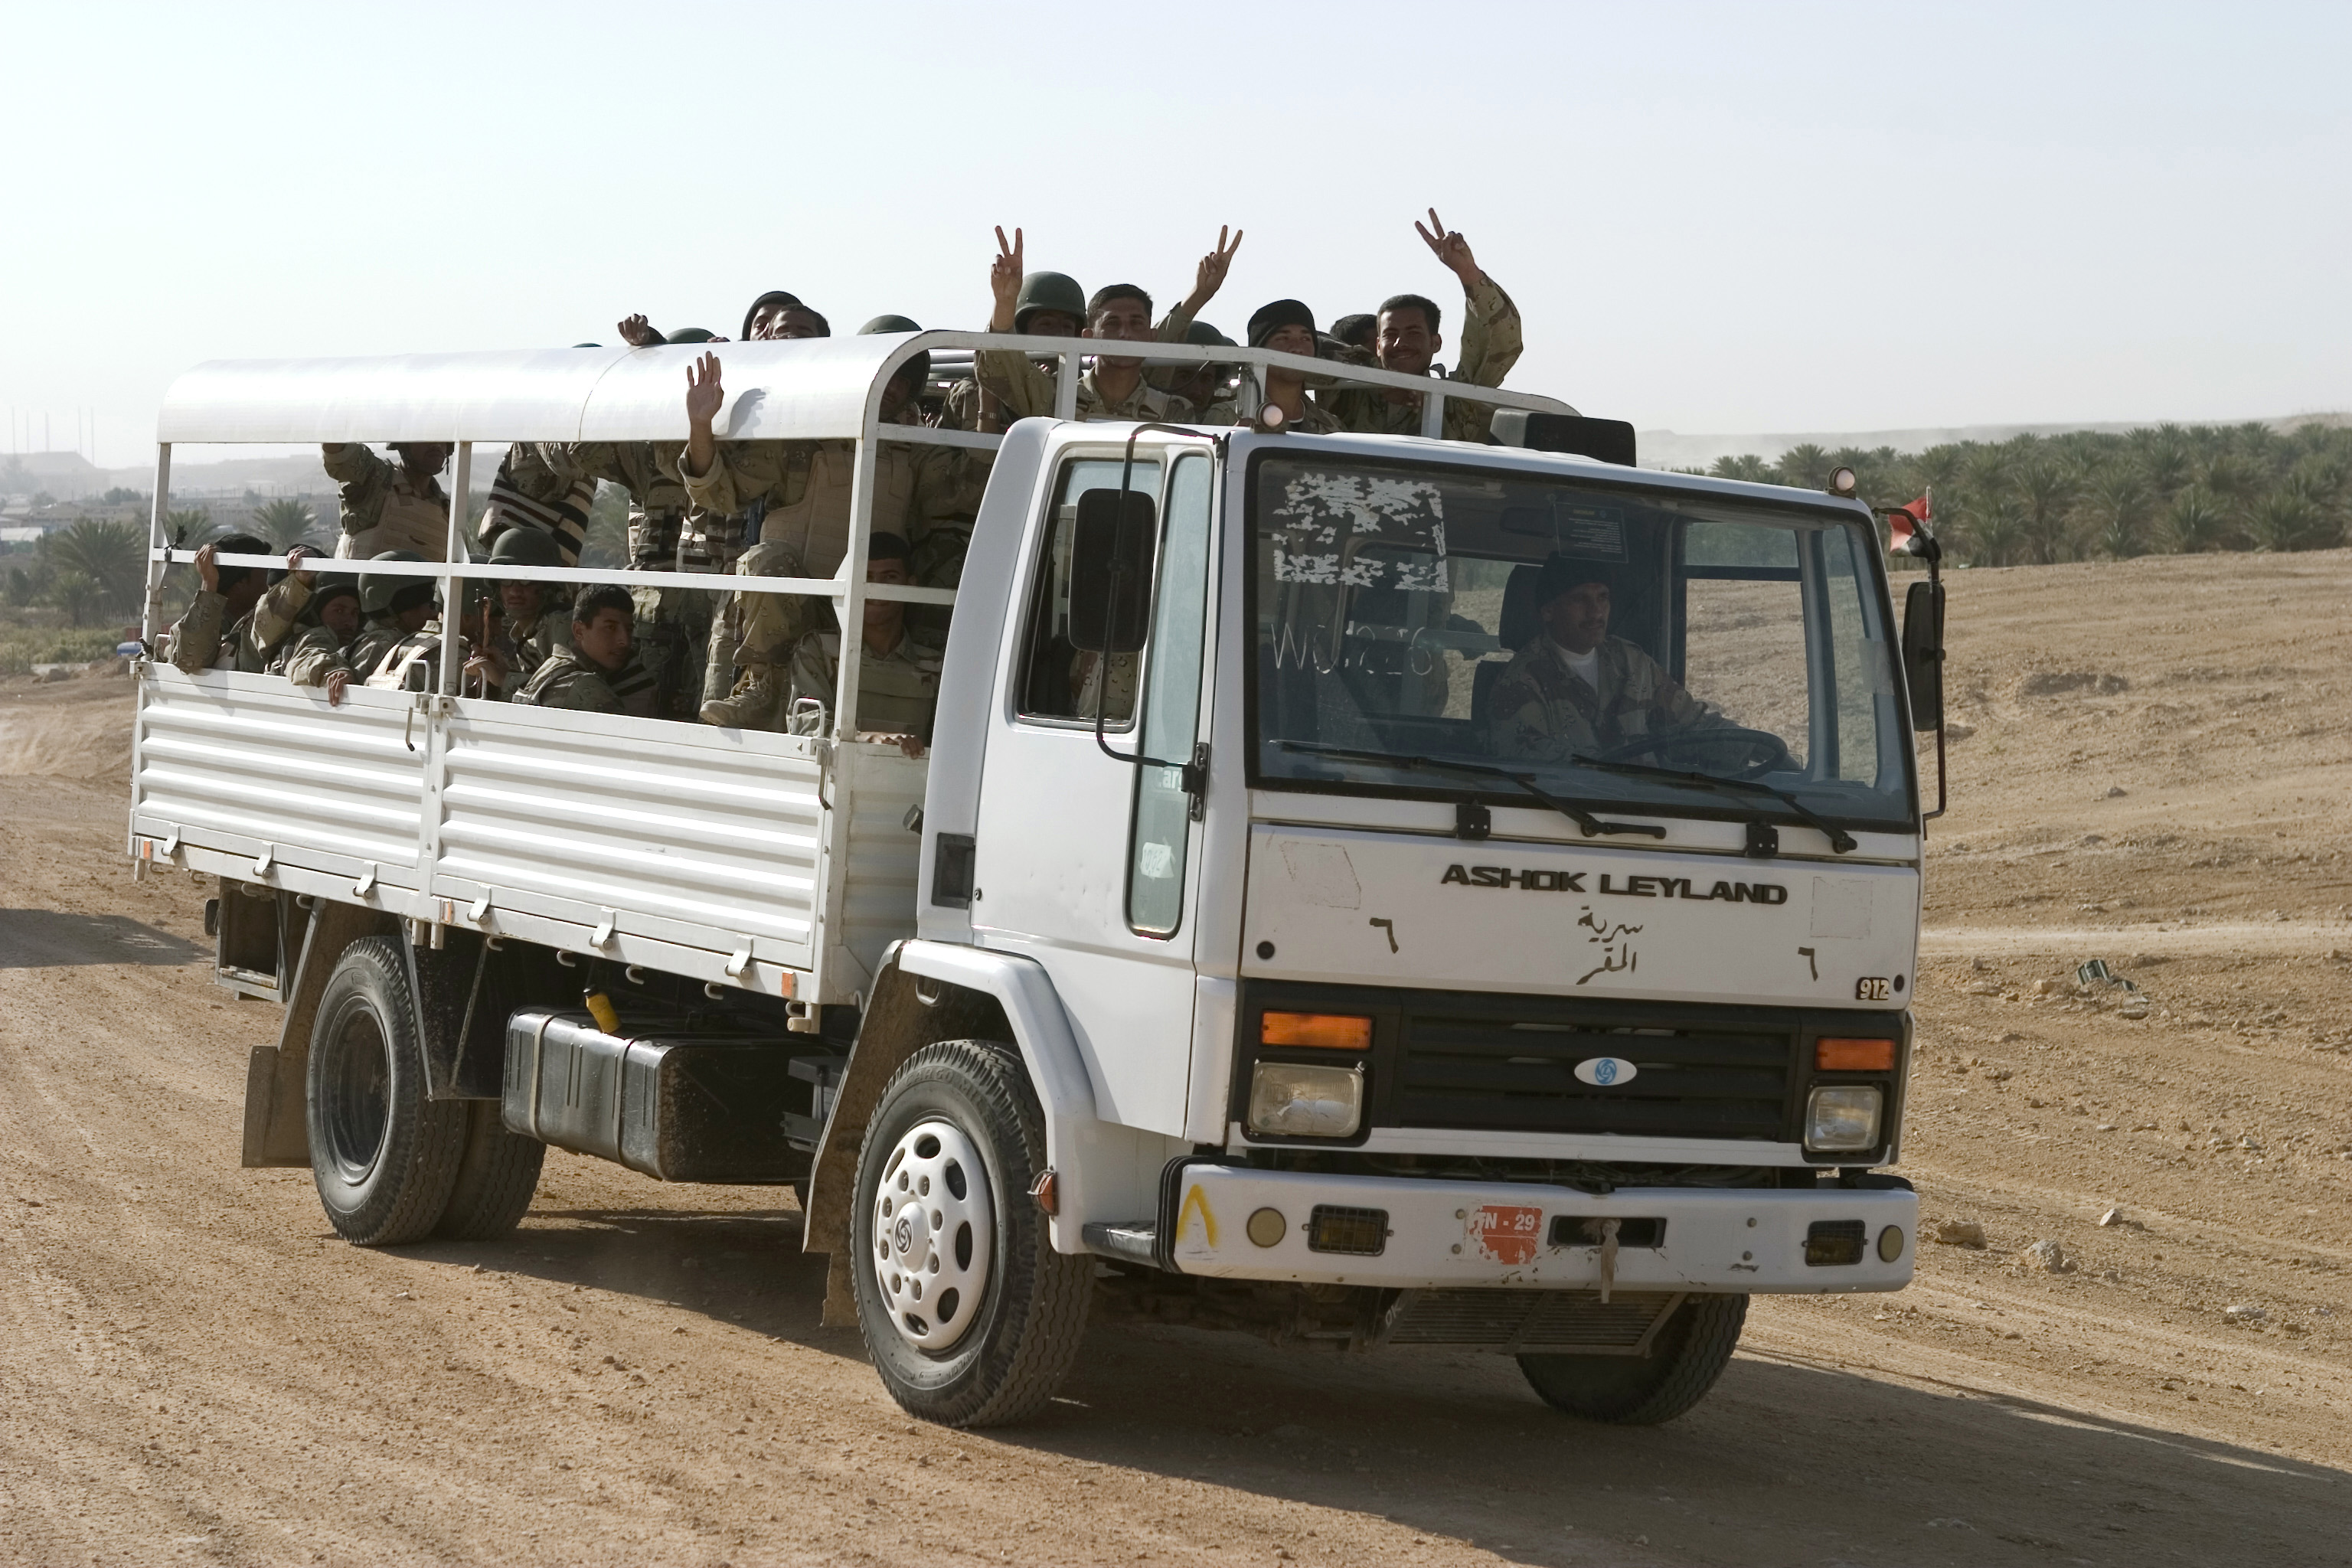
[1816,1037,1896,1071]
[1260,1011,1373,1050]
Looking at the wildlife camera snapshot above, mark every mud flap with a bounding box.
[240,899,390,1168]
[823,1251,859,1328]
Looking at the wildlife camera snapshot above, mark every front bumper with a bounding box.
[1163,1165,1916,1293]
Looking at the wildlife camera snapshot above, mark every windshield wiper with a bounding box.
[1567,754,1858,854]
[1275,740,1665,840]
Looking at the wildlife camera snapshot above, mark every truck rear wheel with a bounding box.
[433,1102,544,1241]
[851,1040,1092,1428]
[305,936,466,1245]
[1517,1292,1747,1425]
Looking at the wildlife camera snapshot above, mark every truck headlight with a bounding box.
[1247,1062,1364,1138]
[1805,1086,1883,1152]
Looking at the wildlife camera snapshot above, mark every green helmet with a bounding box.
[858,315,922,335]
[361,550,426,616]
[665,326,717,344]
[1184,318,1235,348]
[487,526,567,570]
[1013,271,1086,333]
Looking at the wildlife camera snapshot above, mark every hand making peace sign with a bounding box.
[1414,207,1481,286]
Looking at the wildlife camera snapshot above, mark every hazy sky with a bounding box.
[5,1,2347,467]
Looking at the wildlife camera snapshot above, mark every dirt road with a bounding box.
[5,549,2351,1566]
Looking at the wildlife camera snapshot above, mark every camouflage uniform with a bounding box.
[484,601,569,699]
[363,622,475,694]
[514,645,626,714]
[345,619,408,683]
[276,622,353,688]
[1322,274,1524,443]
[475,445,595,565]
[168,575,312,675]
[322,445,452,559]
[681,439,969,697]
[971,305,1203,428]
[782,628,946,739]
[1488,635,1714,760]
[1198,394,1343,434]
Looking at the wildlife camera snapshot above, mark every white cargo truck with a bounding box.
[132,330,1945,1427]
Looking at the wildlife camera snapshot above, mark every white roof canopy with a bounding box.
[155,332,1579,447]
[156,335,924,446]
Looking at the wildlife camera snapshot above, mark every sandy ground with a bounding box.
[4,548,2350,1566]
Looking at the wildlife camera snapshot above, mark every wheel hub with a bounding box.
[871,1118,993,1354]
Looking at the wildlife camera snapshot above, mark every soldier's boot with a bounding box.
[700,663,784,730]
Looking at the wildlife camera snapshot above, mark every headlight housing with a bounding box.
[1247,1061,1364,1138]
[1805,1085,1883,1152]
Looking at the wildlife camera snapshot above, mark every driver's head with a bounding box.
[1535,555,1613,655]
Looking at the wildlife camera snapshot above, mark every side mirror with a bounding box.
[1900,579,1945,732]
[1069,488,1157,655]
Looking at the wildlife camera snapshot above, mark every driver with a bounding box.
[1490,555,1717,760]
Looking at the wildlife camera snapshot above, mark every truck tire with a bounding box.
[851,1040,1092,1428]
[1517,1292,1748,1425]
[305,936,466,1245]
[433,1102,544,1241]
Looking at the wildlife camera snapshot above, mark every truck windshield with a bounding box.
[1245,452,1915,833]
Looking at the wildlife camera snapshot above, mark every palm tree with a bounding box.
[252,497,321,550]
[1957,496,2026,567]
[44,518,148,616]
[1777,443,1833,491]
[2246,492,2332,553]
[2082,470,2151,558]
[1709,453,1774,484]
[2012,460,2080,564]
[2159,487,2229,553]
[164,507,212,545]
[47,569,104,626]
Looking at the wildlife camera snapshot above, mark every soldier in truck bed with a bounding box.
[168,537,318,675]
[780,533,942,756]
[678,348,967,729]
[345,552,436,679]
[321,441,454,559]
[515,584,637,714]
[1489,555,1719,761]
[960,224,1244,431]
[1322,209,1523,444]
[275,570,364,704]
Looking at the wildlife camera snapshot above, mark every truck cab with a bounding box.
[134,332,1937,1430]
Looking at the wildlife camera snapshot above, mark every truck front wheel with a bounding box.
[1517,1292,1748,1425]
[305,936,467,1245]
[851,1040,1092,1427]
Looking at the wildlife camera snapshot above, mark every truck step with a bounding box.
[1082,1220,1158,1267]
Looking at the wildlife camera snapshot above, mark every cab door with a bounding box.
[969,446,1217,1137]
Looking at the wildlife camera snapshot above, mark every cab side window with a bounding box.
[1014,458,1163,727]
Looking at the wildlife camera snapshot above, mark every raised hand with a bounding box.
[988,226,1024,330]
[682,351,726,477]
[325,668,349,706]
[1414,207,1481,284]
[287,544,318,586]
[684,351,724,430]
[617,313,661,348]
[194,542,220,593]
[1189,225,1244,308]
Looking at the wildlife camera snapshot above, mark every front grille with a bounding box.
[1398,1011,1791,1141]
[1385,1289,1682,1351]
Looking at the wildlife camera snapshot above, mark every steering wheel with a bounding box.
[1591,725,1794,782]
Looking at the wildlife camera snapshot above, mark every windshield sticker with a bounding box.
[1557,503,1627,560]
[1270,472,1449,592]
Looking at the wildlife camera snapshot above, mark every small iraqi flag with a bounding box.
[1886,495,1933,555]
